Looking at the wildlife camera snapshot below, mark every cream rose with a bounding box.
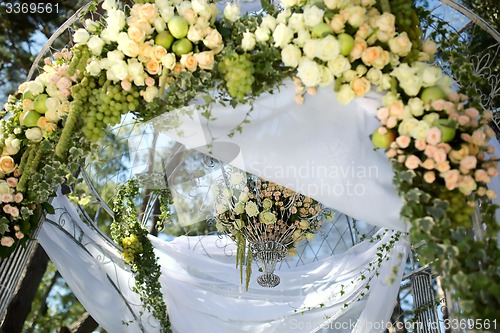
[422,39,437,56]
[281,44,302,68]
[187,25,203,43]
[272,23,293,49]
[337,84,355,105]
[297,59,322,87]
[303,5,324,28]
[245,201,259,217]
[316,35,340,62]
[106,9,126,32]
[388,32,412,57]
[260,211,277,225]
[234,202,245,215]
[346,6,366,27]
[410,121,430,140]
[421,65,442,87]
[141,86,159,103]
[328,55,351,77]
[0,181,11,194]
[108,60,129,81]
[408,97,424,117]
[330,14,345,33]
[203,28,223,49]
[288,13,305,32]
[241,31,256,51]
[223,3,240,22]
[261,15,277,31]
[194,51,215,70]
[255,27,270,43]
[73,28,90,45]
[0,156,15,174]
[239,192,249,203]
[281,0,299,8]
[25,127,43,142]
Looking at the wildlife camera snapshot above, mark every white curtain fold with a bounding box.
[146,81,407,231]
[39,193,409,333]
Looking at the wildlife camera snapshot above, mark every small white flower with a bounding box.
[230,172,245,185]
[272,23,294,49]
[87,36,105,55]
[45,109,60,123]
[288,13,305,32]
[102,0,117,11]
[255,27,270,43]
[84,19,99,33]
[86,60,102,77]
[26,81,44,95]
[261,15,277,31]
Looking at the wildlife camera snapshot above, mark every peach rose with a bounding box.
[415,139,426,151]
[423,171,435,183]
[138,3,157,23]
[173,63,184,73]
[386,149,397,158]
[145,60,161,75]
[145,76,155,87]
[121,80,132,91]
[6,177,18,188]
[458,175,477,195]
[194,51,215,70]
[460,156,477,172]
[15,231,24,239]
[350,77,371,97]
[437,143,451,153]
[464,107,479,119]
[355,23,372,39]
[486,189,496,199]
[376,107,389,121]
[350,38,367,60]
[14,192,23,203]
[397,155,406,163]
[458,115,470,126]
[389,101,404,118]
[443,169,460,190]
[471,129,487,147]
[1,236,14,247]
[139,43,154,63]
[477,187,487,196]
[396,135,410,149]
[0,156,16,174]
[152,45,167,62]
[9,206,19,217]
[180,54,198,72]
[3,204,12,213]
[475,169,490,183]
[487,167,499,177]
[435,161,450,173]
[128,25,146,43]
[449,144,469,163]
[433,149,447,164]
[361,46,382,66]
[203,28,223,49]
[0,194,13,203]
[386,116,397,129]
[294,94,304,105]
[426,127,441,145]
[404,155,421,170]
[424,145,437,158]
[421,159,435,170]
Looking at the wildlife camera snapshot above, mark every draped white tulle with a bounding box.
[39,193,409,333]
[38,82,419,332]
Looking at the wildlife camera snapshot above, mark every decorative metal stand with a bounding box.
[250,241,287,287]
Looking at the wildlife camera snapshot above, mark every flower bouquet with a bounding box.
[214,168,333,288]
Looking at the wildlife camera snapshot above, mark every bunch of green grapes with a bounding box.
[121,234,143,264]
[218,53,255,102]
[390,0,422,62]
[438,190,475,228]
[72,74,140,142]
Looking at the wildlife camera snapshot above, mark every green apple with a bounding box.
[434,119,456,142]
[167,16,189,39]
[155,31,174,50]
[23,91,35,100]
[371,127,396,149]
[311,23,334,38]
[22,110,42,127]
[34,94,48,114]
[172,38,193,57]
[420,85,446,104]
[337,33,355,56]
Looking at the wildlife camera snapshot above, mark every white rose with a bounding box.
[73,28,90,45]
[330,14,345,33]
[422,112,439,125]
[376,12,396,33]
[102,0,117,11]
[261,15,277,31]
[260,211,277,225]
[366,68,382,84]
[86,60,102,77]
[84,19,99,33]
[230,172,245,185]
[87,36,105,55]
[324,0,340,9]
[127,60,145,85]
[276,9,292,24]
[234,202,245,215]
[410,121,430,140]
[108,60,128,81]
[107,50,124,62]
[160,7,175,22]
[388,32,412,57]
[281,44,302,68]
[223,3,240,22]
[187,25,203,43]
[293,29,310,48]
[100,28,117,43]
[297,58,322,87]
[379,74,392,90]
[408,97,424,117]
[45,109,59,123]
[44,96,60,110]
[241,31,256,51]
[288,13,304,32]
[203,28,223,49]
[45,85,62,99]
[272,23,293,49]
[153,17,166,32]
[106,9,126,32]
[319,65,334,86]
[400,76,422,97]
[303,5,324,28]
[25,127,43,142]
[346,6,366,27]
[421,65,442,87]
[337,84,355,105]
[0,181,11,194]
[245,201,259,217]
[142,86,159,103]
[191,0,209,14]
[303,39,318,59]
[26,81,43,95]
[316,35,340,62]
[391,63,416,82]
[327,55,351,77]
[342,69,357,82]
[280,0,299,8]
[239,192,249,202]
[255,27,270,43]
[161,53,177,70]
[422,39,437,56]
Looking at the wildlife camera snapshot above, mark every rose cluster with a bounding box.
[75,0,221,102]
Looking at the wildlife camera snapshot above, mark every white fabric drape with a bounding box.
[39,193,409,333]
[144,81,407,231]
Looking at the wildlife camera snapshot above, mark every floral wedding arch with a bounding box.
[0,0,499,330]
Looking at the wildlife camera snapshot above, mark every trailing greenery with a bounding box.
[111,178,172,331]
